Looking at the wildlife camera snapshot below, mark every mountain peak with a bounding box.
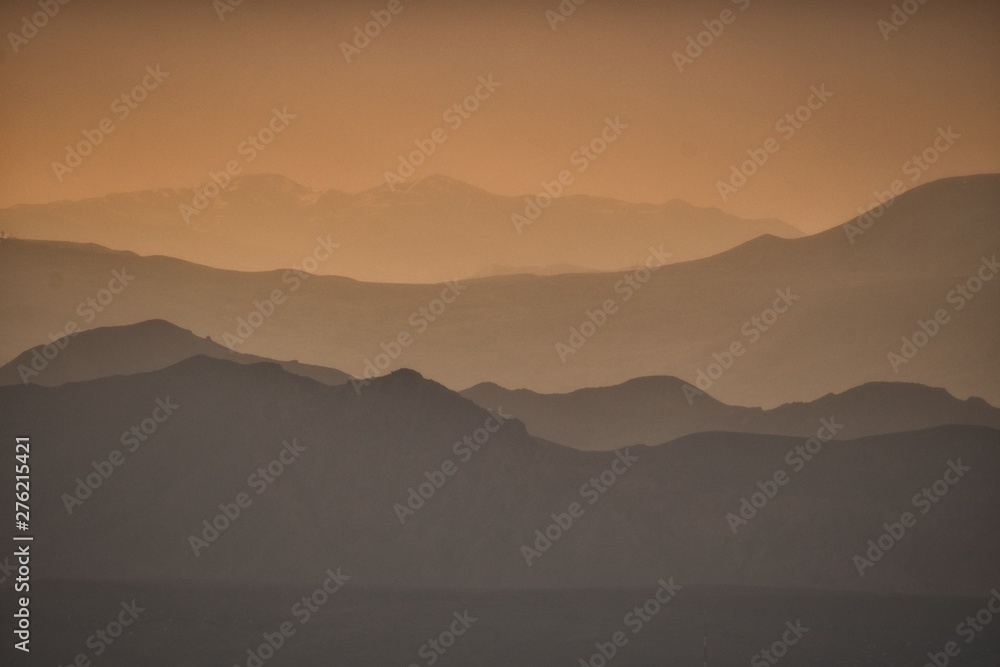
[227,172,312,193]
[389,174,489,199]
[412,174,480,192]
[0,320,351,388]
[382,367,426,383]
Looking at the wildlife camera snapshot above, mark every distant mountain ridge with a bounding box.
[0,319,351,387]
[0,175,996,407]
[4,321,996,449]
[0,173,801,283]
[461,376,1000,450]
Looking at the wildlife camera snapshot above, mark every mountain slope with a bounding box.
[0,319,351,387]
[0,175,997,406]
[461,377,1000,450]
[0,357,996,594]
[0,174,800,283]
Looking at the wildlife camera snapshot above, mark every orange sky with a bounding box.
[1,0,997,233]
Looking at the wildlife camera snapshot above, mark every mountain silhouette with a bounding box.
[0,173,800,283]
[462,377,1000,450]
[0,175,996,407]
[0,356,997,595]
[0,319,351,387]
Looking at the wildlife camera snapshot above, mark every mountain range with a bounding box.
[1,355,996,595]
[4,320,999,452]
[0,174,801,283]
[461,376,1000,450]
[1,175,996,406]
[0,319,350,387]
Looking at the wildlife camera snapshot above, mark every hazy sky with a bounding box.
[1,0,997,232]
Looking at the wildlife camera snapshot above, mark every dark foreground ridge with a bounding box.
[1,356,997,595]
